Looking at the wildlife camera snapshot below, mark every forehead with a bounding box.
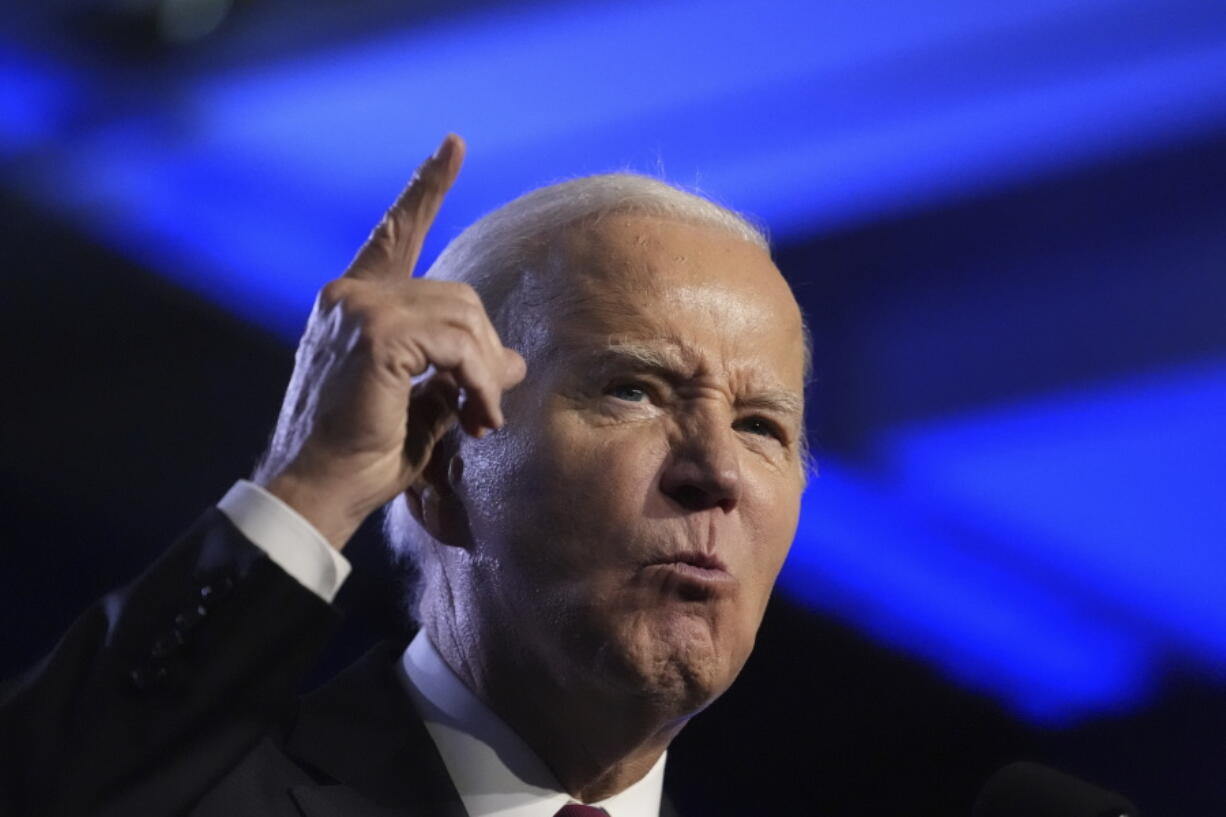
[534,213,806,389]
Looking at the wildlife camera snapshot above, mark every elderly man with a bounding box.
[1,134,808,817]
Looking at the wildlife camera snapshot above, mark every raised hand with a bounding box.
[254,134,526,549]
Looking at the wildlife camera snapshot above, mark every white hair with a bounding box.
[430,173,767,349]
[383,172,780,619]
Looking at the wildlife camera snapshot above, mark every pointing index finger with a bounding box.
[345,133,467,281]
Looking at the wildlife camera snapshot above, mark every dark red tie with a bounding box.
[554,805,608,817]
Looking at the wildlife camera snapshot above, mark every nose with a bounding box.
[658,417,742,513]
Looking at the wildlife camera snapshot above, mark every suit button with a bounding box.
[199,572,236,610]
[173,606,205,633]
[199,584,222,609]
[151,630,186,659]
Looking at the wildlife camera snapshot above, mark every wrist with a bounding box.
[261,471,368,551]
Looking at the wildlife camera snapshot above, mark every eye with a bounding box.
[606,382,650,403]
[734,415,786,442]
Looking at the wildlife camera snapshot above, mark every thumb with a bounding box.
[403,373,462,479]
[501,347,528,389]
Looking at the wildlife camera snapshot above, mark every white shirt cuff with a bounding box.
[217,479,352,602]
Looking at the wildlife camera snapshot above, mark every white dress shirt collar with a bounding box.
[397,631,667,817]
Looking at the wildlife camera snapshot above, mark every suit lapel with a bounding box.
[659,793,683,817]
[284,641,468,817]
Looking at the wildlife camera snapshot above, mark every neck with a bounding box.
[427,611,687,803]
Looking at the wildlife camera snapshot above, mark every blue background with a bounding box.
[3,1,1225,812]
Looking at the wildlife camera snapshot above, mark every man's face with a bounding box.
[456,213,807,714]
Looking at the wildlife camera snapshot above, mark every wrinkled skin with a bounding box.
[425,214,807,801]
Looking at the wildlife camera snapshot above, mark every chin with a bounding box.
[605,608,746,716]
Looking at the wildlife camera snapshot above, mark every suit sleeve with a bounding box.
[0,507,342,817]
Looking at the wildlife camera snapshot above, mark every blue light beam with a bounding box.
[781,461,1152,724]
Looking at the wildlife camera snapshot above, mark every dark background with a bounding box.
[4,2,1226,815]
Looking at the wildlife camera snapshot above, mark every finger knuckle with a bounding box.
[382,211,413,248]
[453,326,481,357]
[359,316,422,368]
[319,278,354,308]
[445,281,482,306]
[455,298,486,329]
[346,295,381,326]
[414,158,446,188]
[367,216,400,251]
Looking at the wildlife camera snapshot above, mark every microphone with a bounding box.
[973,762,1141,817]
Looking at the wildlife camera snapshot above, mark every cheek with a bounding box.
[527,422,665,544]
[464,414,666,572]
[741,477,802,601]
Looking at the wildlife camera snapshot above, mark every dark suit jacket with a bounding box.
[0,508,682,817]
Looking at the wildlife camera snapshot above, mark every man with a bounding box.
[1,134,809,817]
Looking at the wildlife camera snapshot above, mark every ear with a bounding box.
[403,434,472,549]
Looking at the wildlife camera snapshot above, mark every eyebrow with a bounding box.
[587,342,688,374]
[737,390,806,419]
[580,342,805,419]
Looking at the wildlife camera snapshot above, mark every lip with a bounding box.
[649,550,729,573]
[641,552,735,596]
